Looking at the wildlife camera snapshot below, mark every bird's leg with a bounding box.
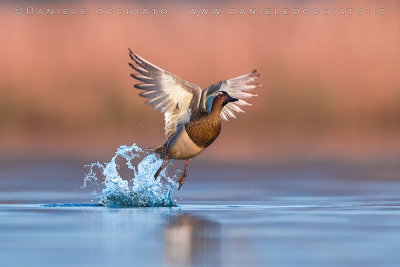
[177,159,191,190]
[154,158,168,180]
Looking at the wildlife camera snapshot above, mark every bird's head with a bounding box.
[213,91,239,107]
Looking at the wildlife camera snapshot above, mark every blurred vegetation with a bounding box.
[0,0,399,159]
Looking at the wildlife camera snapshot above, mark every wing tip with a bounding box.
[251,69,261,78]
[128,48,135,61]
[128,48,145,67]
[134,84,149,90]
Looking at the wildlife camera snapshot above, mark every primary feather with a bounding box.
[200,69,260,121]
[128,49,260,137]
[129,49,201,139]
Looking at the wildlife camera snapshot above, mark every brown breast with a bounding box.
[185,111,221,148]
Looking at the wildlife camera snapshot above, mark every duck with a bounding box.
[128,49,260,189]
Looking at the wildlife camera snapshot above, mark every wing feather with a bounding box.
[129,49,202,139]
[201,69,260,120]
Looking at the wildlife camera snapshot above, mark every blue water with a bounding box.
[84,143,178,207]
[1,154,400,267]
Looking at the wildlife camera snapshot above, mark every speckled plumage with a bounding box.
[185,110,221,148]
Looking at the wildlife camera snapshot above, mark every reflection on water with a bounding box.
[164,214,221,267]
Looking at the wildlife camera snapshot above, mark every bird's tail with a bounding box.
[144,145,167,159]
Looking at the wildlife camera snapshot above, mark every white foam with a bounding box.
[84,143,178,207]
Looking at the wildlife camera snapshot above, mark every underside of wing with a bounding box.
[202,69,260,121]
[128,49,202,139]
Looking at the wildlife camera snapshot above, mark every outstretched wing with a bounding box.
[129,49,202,139]
[201,70,260,121]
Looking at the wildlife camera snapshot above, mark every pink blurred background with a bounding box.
[0,0,399,163]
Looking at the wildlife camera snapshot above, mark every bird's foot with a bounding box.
[177,173,187,190]
[154,159,168,180]
[154,169,161,180]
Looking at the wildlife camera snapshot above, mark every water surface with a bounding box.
[1,158,400,267]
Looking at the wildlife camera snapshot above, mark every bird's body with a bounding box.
[129,49,260,189]
[185,109,221,150]
[164,124,206,160]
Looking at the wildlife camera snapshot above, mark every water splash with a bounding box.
[84,143,179,208]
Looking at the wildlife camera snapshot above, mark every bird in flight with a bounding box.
[129,49,260,189]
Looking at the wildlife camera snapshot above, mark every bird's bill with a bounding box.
[227,96,239,103]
